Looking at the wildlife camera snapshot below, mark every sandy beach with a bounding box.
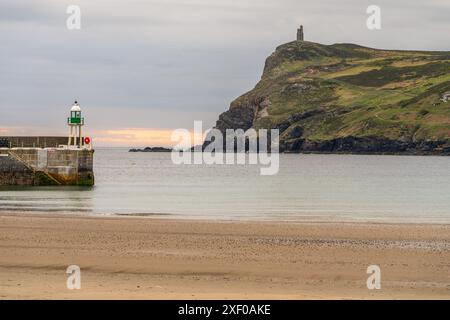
[0,213,449,299]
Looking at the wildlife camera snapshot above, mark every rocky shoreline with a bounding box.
[281,136,450,155]
[209,105,450,155]
[207,107,450,155]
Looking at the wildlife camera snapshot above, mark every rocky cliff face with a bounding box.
[211,41,450,154]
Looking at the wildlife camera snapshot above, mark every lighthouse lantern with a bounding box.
[67,101,85,148]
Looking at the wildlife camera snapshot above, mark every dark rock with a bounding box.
[129,147,172,152]
[281,136,450,155]
[215,104,257,134]
[290,126,304,139]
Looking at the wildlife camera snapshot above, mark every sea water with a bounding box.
[1,148,450,223]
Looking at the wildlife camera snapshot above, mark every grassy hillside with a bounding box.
[214,41,450,153]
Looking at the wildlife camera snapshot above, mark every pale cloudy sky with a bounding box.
[0,0,449,146]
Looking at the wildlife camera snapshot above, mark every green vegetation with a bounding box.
[227,41,450,143]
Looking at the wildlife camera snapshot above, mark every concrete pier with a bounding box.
[0,137,94,186]
[0,136,78,148]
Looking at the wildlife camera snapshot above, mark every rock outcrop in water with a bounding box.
[129,147,172,152]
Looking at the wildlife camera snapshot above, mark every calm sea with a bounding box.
[1,148,450,223]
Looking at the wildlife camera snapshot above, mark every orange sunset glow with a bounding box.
[0,126,204,148]
[94,128,204,148]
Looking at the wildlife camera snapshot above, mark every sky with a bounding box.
[0,0,449,147]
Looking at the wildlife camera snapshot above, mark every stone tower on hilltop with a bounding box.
[297,25,304,41]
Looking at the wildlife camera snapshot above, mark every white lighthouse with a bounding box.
[67,100,85,148]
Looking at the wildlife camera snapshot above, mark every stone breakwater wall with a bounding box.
[0,154,35,186]
[0,136,87,148]
[0,148,94,186]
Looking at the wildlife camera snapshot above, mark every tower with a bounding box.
[67,100,85,148]
[297,25,304,41]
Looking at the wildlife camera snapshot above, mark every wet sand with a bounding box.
[0,213,449,299]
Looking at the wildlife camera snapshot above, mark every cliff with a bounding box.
[211,41,450,154]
